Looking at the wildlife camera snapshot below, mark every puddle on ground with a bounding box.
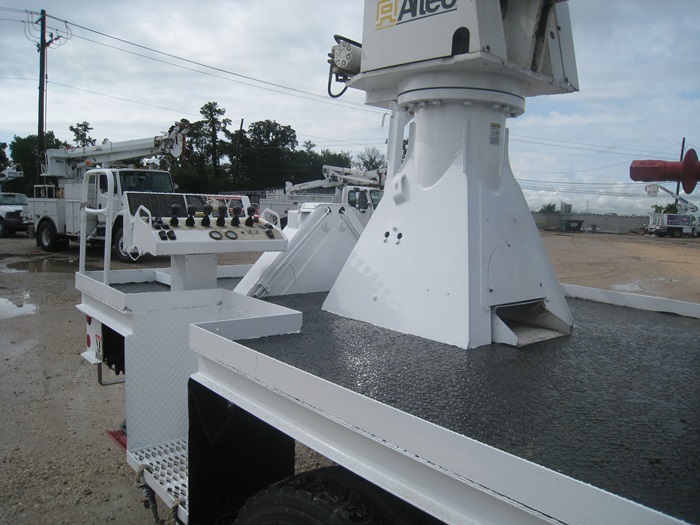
[611,281,644,293]
[0,259,101,274]
[0,296,37,320]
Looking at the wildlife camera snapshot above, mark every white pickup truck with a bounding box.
[0,192,32,238]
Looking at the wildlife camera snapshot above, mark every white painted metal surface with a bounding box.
[235,203,365,298]
[76,248,302,447]
[562,283,700,319]
[129,199,287,258]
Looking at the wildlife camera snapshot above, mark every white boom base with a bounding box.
[324,93,572,349]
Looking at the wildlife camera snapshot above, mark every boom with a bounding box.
[284,165,384,194]
[43,121,189,179]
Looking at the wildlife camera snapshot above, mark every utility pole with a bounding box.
[675,137,686,203]
[37,9,47,184]
[233,118,244,187]
[36,9,61,184]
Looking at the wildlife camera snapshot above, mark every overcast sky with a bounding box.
[1,1,698,214]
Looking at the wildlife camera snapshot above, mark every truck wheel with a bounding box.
[37,221,58,251]
[0,220,8,238]
[671,228,681,238]
[113,228,139,263]
[235,466,437,525]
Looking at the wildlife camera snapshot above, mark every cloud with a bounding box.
[0,0,698,216]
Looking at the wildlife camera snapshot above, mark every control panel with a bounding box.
[126,192,287,256]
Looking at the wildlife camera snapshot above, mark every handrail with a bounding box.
[78,169,115,285]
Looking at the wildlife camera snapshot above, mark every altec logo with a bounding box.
[376,0,457,30]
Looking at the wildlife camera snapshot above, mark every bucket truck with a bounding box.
[258,165,385,227]
[27,122,188,260]
[74,2,698,524]
[0,163,24,191]
[642,183,698,237]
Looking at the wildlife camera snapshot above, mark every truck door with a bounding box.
[347,188,373,227]
[96,172,120,225]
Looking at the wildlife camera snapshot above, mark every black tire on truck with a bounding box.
[112,227,139,262]
[37,220,58,251]
[234,466,440,525]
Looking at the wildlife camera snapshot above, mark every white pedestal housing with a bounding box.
[325,0,578,349]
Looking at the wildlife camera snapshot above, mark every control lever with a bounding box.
[201,204,213,227]
[216,205,227,227]
[186,204,197,227]
[231,206,242,227]
[170,204,180,227]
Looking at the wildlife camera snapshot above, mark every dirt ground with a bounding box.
[0,231,698,524]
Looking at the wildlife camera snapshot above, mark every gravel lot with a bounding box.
[1,231,698,524]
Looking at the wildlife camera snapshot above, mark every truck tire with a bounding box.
[113,227,139,263]
[234,466,438,525]
[671,228,681,238]
[37,221,58,251]
[0,220,9,238]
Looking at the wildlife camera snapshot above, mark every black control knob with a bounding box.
[216,205,227,227]
[170,204,180,227]
[231,206,242,227]
[186,204,197,227]
[201,204,213,227]
[245,205,257,227]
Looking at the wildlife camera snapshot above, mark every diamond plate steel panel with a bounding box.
[125,297,222,450]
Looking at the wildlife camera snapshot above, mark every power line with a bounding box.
[516,178,641,186]
[47,80,200,116]
[45,13,386,116]
[511,133,679,159]
[66,33,383,116]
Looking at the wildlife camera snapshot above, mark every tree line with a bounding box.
[0,101,387,196]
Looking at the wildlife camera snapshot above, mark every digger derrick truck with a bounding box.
[75,2,699,524]
[258,165,385,228]
[27,122,188,260]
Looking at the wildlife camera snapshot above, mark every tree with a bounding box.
[538,203,557,213]
[238,120,299,189]
[199,101,231,170]
[170,102,233,193]
[69,121,96,147]
[318,148,352,169]
[663,203,678,214]
[247,120,297,150]
[173,112,352,192]
[0,142,9,172]
[353,146,387,171]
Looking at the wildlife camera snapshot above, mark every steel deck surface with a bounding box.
[241,293,699,524]
[110,276,242,294]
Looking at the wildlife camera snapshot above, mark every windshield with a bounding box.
[0,193,28,205]
[119,170,173,193]
[370,190,383,208]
